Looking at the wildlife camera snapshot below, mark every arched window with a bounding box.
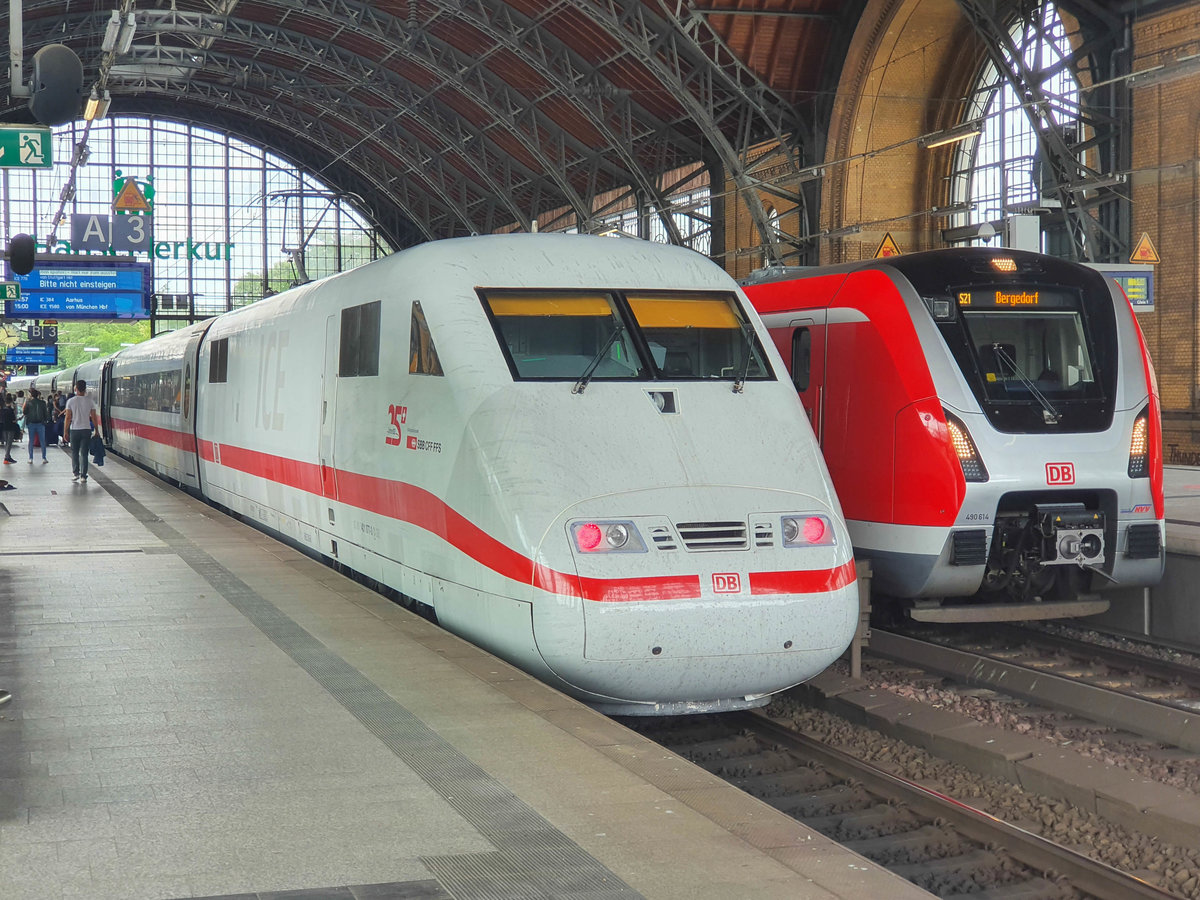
[950,4,1081,248]
[762,203,780,267]
[0,116,392,316]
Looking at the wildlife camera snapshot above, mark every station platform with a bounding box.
[1165,464,1200,553]
[0,446,931,900]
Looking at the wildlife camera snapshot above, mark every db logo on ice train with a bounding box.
[1046,462,1075,485]
[713,573,742,594]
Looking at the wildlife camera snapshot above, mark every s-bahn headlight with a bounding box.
[781,514,835,548]
[571,520,647,553]
[1128,406,1149,478]
[944,410,989,483]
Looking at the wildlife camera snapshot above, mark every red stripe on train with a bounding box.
[750,560,857,595]
[127,426,852,602]
[111,417,197,452]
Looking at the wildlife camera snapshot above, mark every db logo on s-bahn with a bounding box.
[1046,462,1075,485]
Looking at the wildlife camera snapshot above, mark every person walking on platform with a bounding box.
[63,380,102,483]
[22,388,49,463]
[51,390,67,446]
[0,395,19,464]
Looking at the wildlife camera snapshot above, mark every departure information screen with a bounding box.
[5,258,151,319]
[954,286,1076,311]
[3,344,58,365]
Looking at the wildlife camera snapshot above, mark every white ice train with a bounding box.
[95,235,859,714]
[4,374,36,393]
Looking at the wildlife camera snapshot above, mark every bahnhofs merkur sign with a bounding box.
[46,172,236,260]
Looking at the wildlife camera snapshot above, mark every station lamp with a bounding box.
[919,122,983,149]
[101,10,136,54]
[101,11,122,52]
[84,89,112,121]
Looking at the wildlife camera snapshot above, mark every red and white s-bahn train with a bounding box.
[743,247,1164,622]
[92,234,859,715]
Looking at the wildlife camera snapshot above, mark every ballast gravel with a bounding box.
[768,668,1200,898]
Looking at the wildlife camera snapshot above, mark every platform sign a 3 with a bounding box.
[72,213,152,254]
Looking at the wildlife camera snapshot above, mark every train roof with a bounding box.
[208,234,740,333]
[742,246,1105,288]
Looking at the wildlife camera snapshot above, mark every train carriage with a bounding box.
[33,369,63,396]
[744,247,1164,622]
[98,234,861,714]
[4,374,35,393]
[106,320,211,488]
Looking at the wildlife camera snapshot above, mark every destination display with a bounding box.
[955,286,1076,311]
[5,260,151,319]
[3,343,58,365]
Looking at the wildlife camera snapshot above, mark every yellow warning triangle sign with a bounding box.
[1129,232,1160,264]
[874,232,901,258]
[113,179,151,212]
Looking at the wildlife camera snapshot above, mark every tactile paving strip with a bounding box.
[97,471,642,900]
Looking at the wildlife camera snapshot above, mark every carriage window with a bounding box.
[409,301,444,376]
[791,328,811,392]
[209,338,228,383]
[339,300,381,377]
[113,370,183,412]
[482,291,646,380]
[626,292,772,381]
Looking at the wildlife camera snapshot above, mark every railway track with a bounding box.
[633,712,1174,900]
[1005,624,1200,696]
[869,625,1200,751]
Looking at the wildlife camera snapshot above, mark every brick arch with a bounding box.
[822,0,984,263]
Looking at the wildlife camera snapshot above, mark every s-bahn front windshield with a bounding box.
[942,284,1110,431]
[481,289,773,383]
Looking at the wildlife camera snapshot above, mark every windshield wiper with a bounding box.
[991,343,1059,423]
[573,321,626,395]
[732,322,758,394]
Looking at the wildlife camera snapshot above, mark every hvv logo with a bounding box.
[1046,462,1075,485]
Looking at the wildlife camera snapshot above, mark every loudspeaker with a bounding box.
[28,44,83,127]
[8,234,36,276]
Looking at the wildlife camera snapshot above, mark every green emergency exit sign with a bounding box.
[0,126,53,168]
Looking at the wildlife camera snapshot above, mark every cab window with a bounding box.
[481,291,646,380]
[626,292,771,381]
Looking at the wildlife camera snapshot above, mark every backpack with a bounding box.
[24,398,48,424]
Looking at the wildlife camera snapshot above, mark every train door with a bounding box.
[787,316,826,444]
[319,315,338,501]
[99,358,116,446]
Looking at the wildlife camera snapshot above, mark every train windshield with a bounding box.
[949,284,1108,429]
[626,292,771,381]
[482,289,773,383]
[483,292,647,380]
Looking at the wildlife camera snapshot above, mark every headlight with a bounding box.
[781,515,835,548]
[571,520,647,553]
[944,410,989,482]
[1128,406,1149,478]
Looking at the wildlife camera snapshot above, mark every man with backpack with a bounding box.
[23,388,50,463]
